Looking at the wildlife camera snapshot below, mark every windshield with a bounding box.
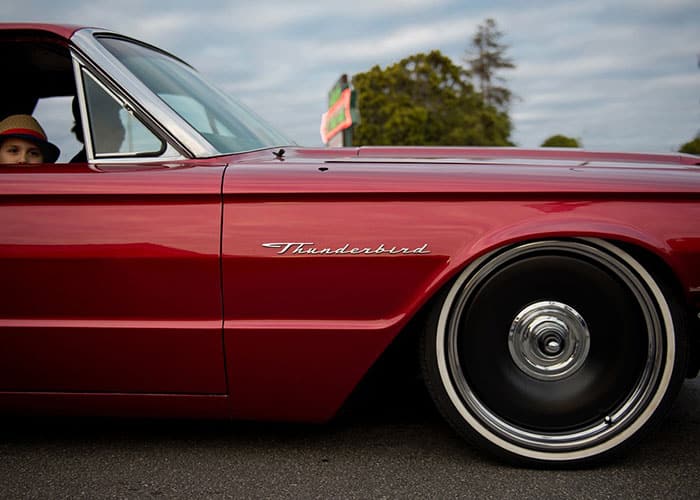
[96,36,294,155]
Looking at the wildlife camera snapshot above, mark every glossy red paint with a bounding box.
[1,149,699,421]
[355,145,700,166]
[0,162,228,397]
[0,23,82,39]
[228,148,700,195]
[221,148,700,421]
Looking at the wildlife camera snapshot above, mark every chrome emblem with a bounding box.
[262,242,430,255]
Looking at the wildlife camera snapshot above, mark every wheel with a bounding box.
[421,238,688,465]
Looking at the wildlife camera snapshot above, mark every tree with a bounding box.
[679,136,700,155]
[541,135,581,148]
[351,51,513,146]
[465,18,515,111]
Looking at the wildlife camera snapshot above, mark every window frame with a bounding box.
[71,54,184,164]
[79,67,167,160]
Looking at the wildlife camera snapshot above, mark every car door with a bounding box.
[0,42,227,395]
[0,162,227,395]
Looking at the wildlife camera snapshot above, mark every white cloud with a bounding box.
[304,17,479,64]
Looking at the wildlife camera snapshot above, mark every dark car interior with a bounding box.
[2,31,75,119]
[2,31,82,162]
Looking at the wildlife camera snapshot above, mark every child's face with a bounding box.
[0,138,45,164]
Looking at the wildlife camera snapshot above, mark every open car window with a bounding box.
[1,30,177,163]
[1,33,80,163]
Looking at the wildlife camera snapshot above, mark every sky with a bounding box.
[4,0,700,153]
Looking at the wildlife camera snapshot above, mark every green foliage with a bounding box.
[465,18,515,111]
[540,134,581,148]
[679,137,700,155]
[351,50,513,146]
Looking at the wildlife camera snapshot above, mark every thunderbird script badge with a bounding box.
[262,242,431,255]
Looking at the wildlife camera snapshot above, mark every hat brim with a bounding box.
[0,133,60,163]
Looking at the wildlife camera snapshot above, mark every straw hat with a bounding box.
[0,114,60,163]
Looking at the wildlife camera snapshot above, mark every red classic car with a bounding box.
[1,23,699,466]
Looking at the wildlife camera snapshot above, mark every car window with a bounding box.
[1,34,79,163]
[82,71,164,157]
[160,94,234,137]
[2,33,170,163]
[96,36,294,154]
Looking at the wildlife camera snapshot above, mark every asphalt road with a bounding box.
[1,378,699,499]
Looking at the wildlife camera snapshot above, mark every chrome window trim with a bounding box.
[71,56,95,161]
[82,146,184,165]
[78,67,179,161]
[71,58,184,163]
[70,28,219,158]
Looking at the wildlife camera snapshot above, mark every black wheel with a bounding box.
[421,239,688,465]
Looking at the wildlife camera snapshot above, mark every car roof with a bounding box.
[0,23,87,39]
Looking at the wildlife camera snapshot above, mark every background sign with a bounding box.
[320,75,359,146]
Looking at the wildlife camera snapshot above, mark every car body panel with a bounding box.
[220,148,700,421]
[0,23,83,39]
[229,147,700,194]
[0,162,227,395]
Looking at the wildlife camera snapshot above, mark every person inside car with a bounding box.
[0,114,60,164]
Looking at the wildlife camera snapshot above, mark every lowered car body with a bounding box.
[1,23,699,466]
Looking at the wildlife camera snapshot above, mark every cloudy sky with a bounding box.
[5,0,700,152]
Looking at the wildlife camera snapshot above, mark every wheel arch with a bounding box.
[438,216,694,338]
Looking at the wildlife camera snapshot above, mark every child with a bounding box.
[0,114,60,164]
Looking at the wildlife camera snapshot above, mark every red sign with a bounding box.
[320,87,353,144]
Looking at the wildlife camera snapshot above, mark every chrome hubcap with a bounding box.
[508,301,590,381]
